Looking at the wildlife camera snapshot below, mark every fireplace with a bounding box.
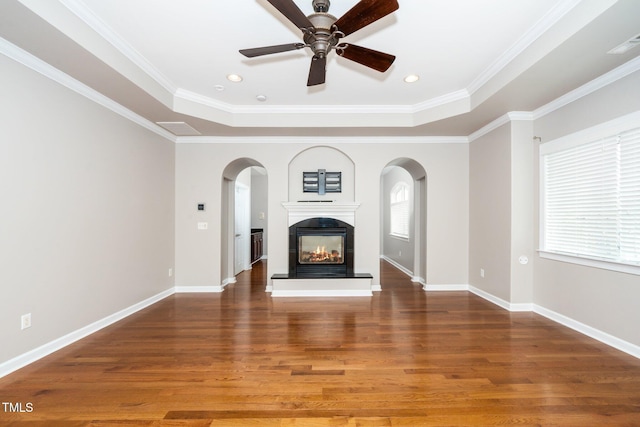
[289,217,354,278]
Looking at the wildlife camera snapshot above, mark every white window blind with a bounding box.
[542,126,640,266]
[390,182,410,238]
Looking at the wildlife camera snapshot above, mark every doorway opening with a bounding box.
[221,159,268,288]
[380,158,427,286]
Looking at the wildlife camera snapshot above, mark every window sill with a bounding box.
[389,233,410,242]
[538,250,640,276]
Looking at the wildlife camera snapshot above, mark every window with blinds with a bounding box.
[390,182,410,238]
[541,126,640,269]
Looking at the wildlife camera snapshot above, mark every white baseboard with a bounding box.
[467,285,638,359]
[533,305,640,359]
[0,288,174,378]
[423,284,469,291]
[380,255,413,278]
[469,286,534,312]
[175,286,224,293]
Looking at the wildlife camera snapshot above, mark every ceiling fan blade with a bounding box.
[307,55,326,86]
[240,43,305,58]
[337,43,395,72]
[333,0,399,37]
[266,0,314,30]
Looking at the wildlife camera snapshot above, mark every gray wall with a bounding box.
[0,55,175,365]
[175,142,469,289]
[532,70,640,346]
[469,124,512,301]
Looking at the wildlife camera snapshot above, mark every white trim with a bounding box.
[469,286,534,312]
[534,305,640,359]
[175,286,224,293]
[380,255,413,278]
[59,0,177,94]
[282,202,360,227]
[412,89,470,113]
[464,286,639,359]
[538,251,640,276]
[0,288,174,378]
[539,110,640,155]
[538,112,640,272]
[533,56,640,120]
[411,276,425,285]
[468,113,511,142]
[467,0,582,95]
[423,284,469,292]
[176,136,470,144]
[0,37,175,143]
[469,111,534,142]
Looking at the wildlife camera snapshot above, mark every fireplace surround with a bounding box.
[272,201,372,297]
[289,217,354,278]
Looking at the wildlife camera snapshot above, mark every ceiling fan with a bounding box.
[240,0,399,86]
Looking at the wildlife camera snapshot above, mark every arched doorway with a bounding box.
[380,158,427,286]
[220,158,268,288]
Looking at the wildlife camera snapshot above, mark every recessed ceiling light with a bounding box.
[226,74,243,82]
[256,95,267,102]
[404,74,420,83]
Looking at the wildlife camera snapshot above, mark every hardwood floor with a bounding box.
[1,260,639,426]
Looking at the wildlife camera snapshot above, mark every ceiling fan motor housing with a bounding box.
[304,12,338,57]
[312,0,330,13]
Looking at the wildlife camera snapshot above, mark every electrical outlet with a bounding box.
[21,313,31,330]
[168,268,173,277]
[480,268,485,278]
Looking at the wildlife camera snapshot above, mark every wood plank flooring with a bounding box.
[1,260,639,426]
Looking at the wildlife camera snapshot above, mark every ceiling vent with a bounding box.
[608,33,640,54]
[156,121,202,136]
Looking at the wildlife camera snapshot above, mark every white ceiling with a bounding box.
[1,0,639,136]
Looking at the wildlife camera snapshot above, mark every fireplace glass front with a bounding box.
[298,235,344,265]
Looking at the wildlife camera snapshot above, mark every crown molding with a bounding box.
[0,37,176,143]
[467,0,582,95]
[59,0,177,95]
[468,113,511,142]
[533,55,640,120]
[175,135,469,144]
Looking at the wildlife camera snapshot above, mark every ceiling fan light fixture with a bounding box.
[226,74,243,83]
[404,74,419,83]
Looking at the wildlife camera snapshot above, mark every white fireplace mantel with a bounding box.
[282,201,360,227]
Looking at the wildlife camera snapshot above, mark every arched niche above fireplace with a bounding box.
[288,146,355,203]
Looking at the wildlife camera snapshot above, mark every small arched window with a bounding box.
[390,182,410,238]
